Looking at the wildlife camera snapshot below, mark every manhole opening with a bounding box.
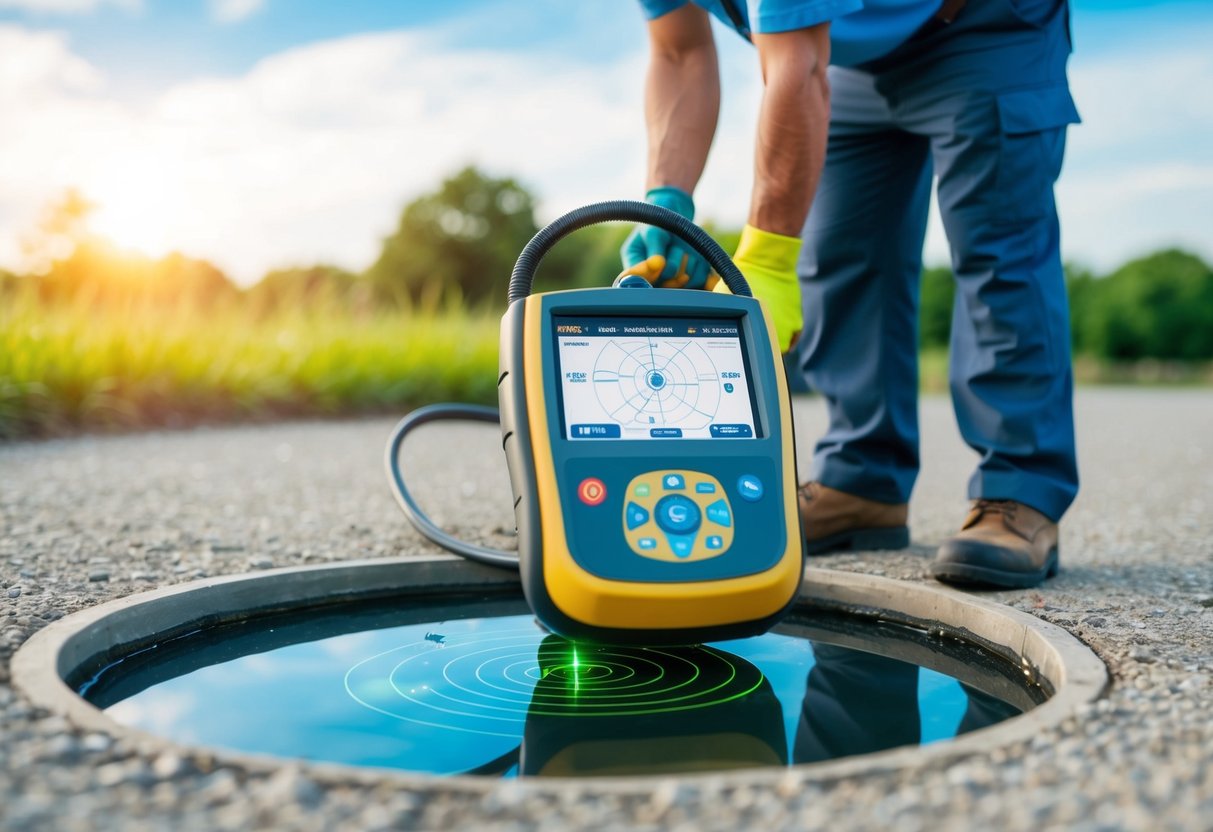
[72,588,1050,779]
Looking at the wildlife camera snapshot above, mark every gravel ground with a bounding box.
[2,389,1210,832]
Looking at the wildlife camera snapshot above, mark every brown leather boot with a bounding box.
[798,482,910,555]
[932,500,1060,589]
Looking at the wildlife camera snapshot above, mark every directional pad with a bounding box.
[626,502,650,531]
[621,470,733,562]
[665,533,697,559]
[654,495,700,535]
[705,499,732,528]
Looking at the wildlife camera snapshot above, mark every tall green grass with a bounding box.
[4,293,1209,441]
[0,293,500,439]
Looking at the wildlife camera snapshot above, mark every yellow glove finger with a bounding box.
[617,254,667,285]
[668,253,691,288]
[619,253,696,289]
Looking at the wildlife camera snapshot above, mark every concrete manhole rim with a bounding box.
[12,556,1109,793]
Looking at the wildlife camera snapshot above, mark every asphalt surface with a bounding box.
[1,389,1211,831]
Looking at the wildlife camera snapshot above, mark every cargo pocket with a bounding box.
[994,82,1081,224]
[1006,0,1064,28]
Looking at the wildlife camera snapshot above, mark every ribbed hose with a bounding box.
[508,200,751,305]
[390,203,751,569]
[385,403,520,569]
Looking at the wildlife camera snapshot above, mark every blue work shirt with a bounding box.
[637,0,940,67]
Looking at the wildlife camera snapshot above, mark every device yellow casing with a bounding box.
[498,287,804,644]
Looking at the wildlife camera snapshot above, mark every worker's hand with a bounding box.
[620,187,711,289]
[714,224,803,352]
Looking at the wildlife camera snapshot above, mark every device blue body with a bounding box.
[498,284,805,645]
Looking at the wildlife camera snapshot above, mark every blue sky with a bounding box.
[1,0,1210,282]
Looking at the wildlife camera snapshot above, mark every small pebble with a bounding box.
[81,733,113,753]
[152,752,188,780]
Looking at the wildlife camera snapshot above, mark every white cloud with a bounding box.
[0,25,122,266]
[0,25,646,283]
[0,0,138,14]
[0,19,1209,285]
[1056,48,1213,269]
[683,29,1213,272]
[209,0,265,25]
[703,24,1213,272]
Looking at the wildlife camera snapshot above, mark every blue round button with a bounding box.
[737,474,764,502]
[653,495,701,534]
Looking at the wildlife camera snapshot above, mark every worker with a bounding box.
[622,0,1080,589]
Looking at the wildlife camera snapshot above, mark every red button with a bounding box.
[577,477,607,506]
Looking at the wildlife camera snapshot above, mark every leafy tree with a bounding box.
[1082,249,1213,360]
[367,167,541,308]
[919,266,954,349]
[1064,262,1098,354]
[530,223,630,295]
[701,222,742,261]
[17,189,239,310]
[39,244,238,310]
[20,188,95,275]
[0,268,18,298]
[533,220,743,296]
[247,265,363,315]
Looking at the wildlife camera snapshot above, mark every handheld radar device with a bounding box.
[497,201,805,645]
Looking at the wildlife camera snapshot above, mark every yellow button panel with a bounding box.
[622,470,734,562]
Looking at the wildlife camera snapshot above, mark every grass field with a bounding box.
[3,295,1209,440]
[0,296,500,440]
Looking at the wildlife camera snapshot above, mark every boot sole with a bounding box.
[931,547,1060,590]
[805,526,911,556]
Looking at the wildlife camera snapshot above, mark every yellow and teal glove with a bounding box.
[714,224,803,352]
[620,187,712,289]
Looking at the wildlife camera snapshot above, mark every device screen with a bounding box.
[554,315,760,441]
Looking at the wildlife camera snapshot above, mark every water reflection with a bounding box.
[795,643,1020,764]
[484,637,1019,776]
[517,636,786,776]
[88,602,1035,778]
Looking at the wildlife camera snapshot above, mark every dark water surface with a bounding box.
[79,593,1044,777]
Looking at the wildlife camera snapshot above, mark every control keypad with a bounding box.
[622,470,735,561]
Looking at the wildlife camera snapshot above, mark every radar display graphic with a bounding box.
[556,318,757,441]
[592,338,719,429]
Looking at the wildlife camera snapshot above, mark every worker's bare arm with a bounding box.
[750,25,830,236]
[644,4,721,192]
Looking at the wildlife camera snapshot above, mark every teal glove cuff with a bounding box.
[619,186,710,288]
[644,186,695,220]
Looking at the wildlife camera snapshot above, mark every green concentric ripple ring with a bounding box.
[342,616,766,737]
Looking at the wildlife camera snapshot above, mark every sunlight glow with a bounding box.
[88,163,183,260]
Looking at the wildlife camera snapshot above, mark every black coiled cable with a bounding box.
[384,404,519,569]
[390,200,750,570]
[508,200,751,305]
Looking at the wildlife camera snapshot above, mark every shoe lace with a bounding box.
[973,499,1018,518]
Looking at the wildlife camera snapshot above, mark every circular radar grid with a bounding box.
[343,621,766,739]
[590,338,723,430]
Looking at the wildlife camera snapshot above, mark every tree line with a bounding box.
[4,167,1212,362]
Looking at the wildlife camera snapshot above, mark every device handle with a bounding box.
[507,200,752,304]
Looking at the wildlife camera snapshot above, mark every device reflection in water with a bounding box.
[84,601,1040,779]
[517,636,785,776]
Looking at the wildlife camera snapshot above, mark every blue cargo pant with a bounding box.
[798,0,1081,521]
